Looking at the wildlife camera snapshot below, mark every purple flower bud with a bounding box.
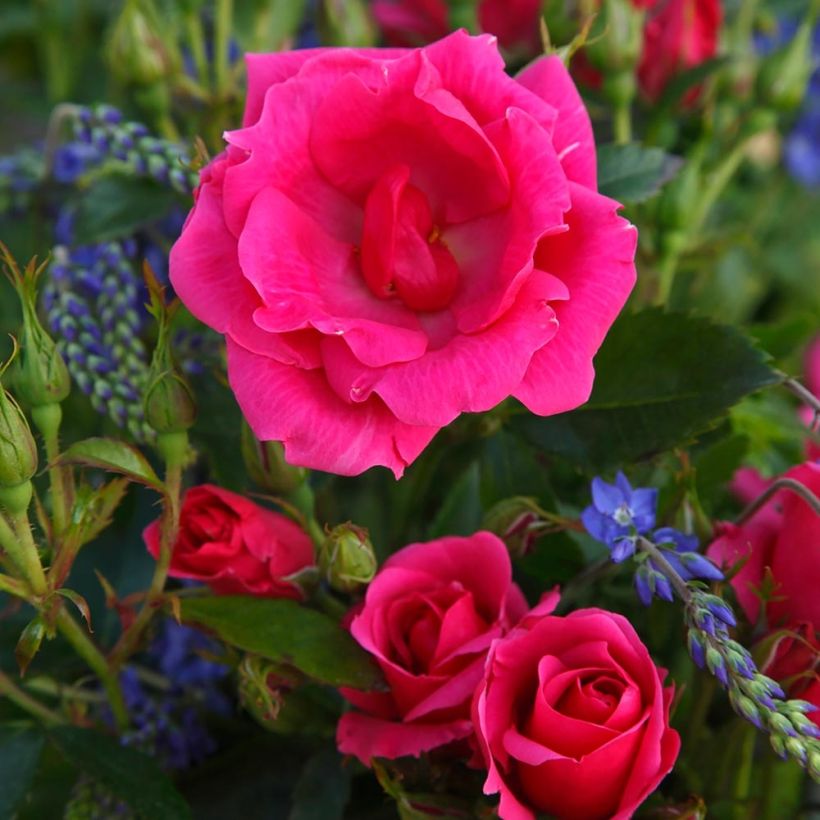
[679,551,725,581]
[634,570,653,606]
[705,598,737,627]
[688,631,707,669]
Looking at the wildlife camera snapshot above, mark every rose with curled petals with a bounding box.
[473,608,680,820]
[170,32,636,477]
[336,532,533,762]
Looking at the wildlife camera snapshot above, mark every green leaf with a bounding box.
[510,310,782,471]
[71,174,182,245]
[289,747,351,820]
[49,726,190,820]
[597,143,683,204]
[429,461,482,538]
[180,597,383,690]
[0,727,44,820]
[15,617,46,676]
[59,438,163,491]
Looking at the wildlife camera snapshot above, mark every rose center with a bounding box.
[360,164,460,312]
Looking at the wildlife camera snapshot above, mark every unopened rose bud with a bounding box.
[241,422,306,495]
[483,497,543,558]
[105,0,180,87]
[238,655,298,728]
[320,523,377,593]
[756,16,818,113]
[0,369,37,507]
[586,0,645,73]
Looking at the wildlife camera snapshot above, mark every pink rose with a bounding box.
[760,622,820,726]
[473,608,680,820]
[799,335,820,458]
[144,484,314,598]
[638,0,722,101]
[373,0,542,53]
[707,461,820,628]
[336,532,530,762]
[170,33,636,477]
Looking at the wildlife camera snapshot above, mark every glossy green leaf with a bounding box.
[0,727,44,819]
[49,726,190,820]
[71,174,181,245]
[429,460,482,538]
[59,438,163,491]
[289,747,351,820]
[597,143,683,204]
[511,310,782,471]
[180,597,383,690]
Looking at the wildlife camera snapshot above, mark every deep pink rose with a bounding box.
[170,33,636,477]
[336,532,531,762]
[707,461,820,628]
[373,0,542,53]
[799,336,820,459]
[574,0,721,102]
[638,0,722,101]
[144,484,314,598]
[473,608,680,820]
[760,622,820,726]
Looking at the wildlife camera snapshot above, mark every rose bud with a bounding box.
[319,522,377,593]
[240,421,307,495]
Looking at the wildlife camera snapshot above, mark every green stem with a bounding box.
[31,403,69,536]
[55,608,128,730]
[214,0,233,98]
[0,668,63,725]
[8,510,48,597]
[109,463,182,669]
[614,102,633,144]
[0,572,28,598]
[25,676,108,704]
[736,477,820,524]
[732,723,757,817]
[184,11,210,91]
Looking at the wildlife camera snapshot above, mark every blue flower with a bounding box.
[653,527,724,583]
[581,472,658,553]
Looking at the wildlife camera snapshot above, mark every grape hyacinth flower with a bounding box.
[103,619,230,772]
[581,472,658,562]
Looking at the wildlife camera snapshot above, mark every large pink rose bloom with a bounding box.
[170,33,636,477]
[336,532,531,762]
[473,608,680,820]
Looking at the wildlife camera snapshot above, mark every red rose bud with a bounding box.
[320,522,377,593]
[143,484,315,598]
[240,421,307,495]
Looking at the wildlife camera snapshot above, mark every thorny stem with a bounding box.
[735,478,820,525]
[0,668,63,725]
[8,511,48,597]
[32,403,71,537]
[109,463,182,669]
[783,376,820,420]
[55,608,128,730]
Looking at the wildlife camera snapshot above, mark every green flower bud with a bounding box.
[756,16,817,113]
[809,748,820,781]
[238,655,298,728]
[482,497,543,558]
[586,0,645,73]
[144,369,197,434]
[784,736,807,764]
[1,248,69,408]
[105,0,180,87]
[241,422,306,495]
[770,733,787,759]
[320,523,377,594]
[768,711,796,736]
[0,373,38,495]
[319,0,377,48]
[143,268,196,436]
